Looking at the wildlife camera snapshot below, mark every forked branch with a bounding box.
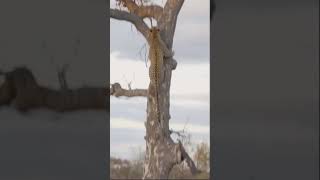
[160,0,185,47]
[178,140,202,175]
[164,0,184,17]
[110,9,149,40]
[116,0,164,21]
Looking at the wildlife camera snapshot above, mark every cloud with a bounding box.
[110,20,147,59]
[110,116,210,159]
[110,50,210,132]
[111,117,209,134]
[111,96,210,128]
[111,117,144,130]
[110,142,145,160]
[110,51,149,88]
[111,99,209,127]
[110,51,209,94]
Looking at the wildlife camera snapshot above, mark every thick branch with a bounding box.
[169,58,177,70]
[169,129,186,139]
[110,83,147,97]
[117,0,163,21]
[163,0,184,18]
[178,140,201,175]
[160,0,184,47]
[110,9,149,40]
[0,67,107,112]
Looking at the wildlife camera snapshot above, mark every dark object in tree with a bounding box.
[0,67,108,112]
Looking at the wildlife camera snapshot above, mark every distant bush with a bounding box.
[110,141,210,179]
[110,157,143,179]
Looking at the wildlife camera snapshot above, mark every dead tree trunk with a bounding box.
[110,0,200,178]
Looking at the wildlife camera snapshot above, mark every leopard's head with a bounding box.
[149,27,161,39]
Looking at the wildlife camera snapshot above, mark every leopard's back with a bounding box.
[149,27,163,87]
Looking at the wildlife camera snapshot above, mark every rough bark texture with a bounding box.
[110,83,148,97]
[0,67,108,112]
[111,0,200,179]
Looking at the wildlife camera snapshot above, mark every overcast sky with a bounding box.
[110,0,210,159]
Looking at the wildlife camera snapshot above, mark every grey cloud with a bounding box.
[110,20,147,60]
[110,126,209,160]
[111,100,209,126]
[110,128,145,143]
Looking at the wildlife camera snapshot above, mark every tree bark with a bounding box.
[143,0,197,178]
[0,67,108,112]
[110,0,200,179]
[110,83,148,97]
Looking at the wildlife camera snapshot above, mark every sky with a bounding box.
[110,0,210,160]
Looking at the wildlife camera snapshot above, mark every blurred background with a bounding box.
[212,0,319,179]
[0,0,108,179]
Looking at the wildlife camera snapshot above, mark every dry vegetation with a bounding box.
[110,141,210,179]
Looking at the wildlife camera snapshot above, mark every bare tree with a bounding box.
[109,0,201,178]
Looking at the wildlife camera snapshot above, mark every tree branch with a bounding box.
[117,0,163,21]
[169,129,186,139]
[1,67,107,112]
[110,9,149,40]
[178,140,201,175]
[168,58,177,70]
[111,3,174,58]
[110,83,147,97]
[163,0,184,19]
[160,0,184,47]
